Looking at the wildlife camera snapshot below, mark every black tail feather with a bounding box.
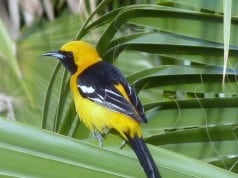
[127,135,161,178]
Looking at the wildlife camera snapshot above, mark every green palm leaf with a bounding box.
[0,118,236,178]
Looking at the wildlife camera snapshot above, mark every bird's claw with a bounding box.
[120,140,127,149]
[93,131,104,147]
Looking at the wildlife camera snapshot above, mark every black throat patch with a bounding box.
[59,50,77,74]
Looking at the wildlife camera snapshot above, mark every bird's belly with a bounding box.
[77,94,141,139]
[70,86,141,139]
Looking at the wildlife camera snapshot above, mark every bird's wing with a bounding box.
[77,61,147,123]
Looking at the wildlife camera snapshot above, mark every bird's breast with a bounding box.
[70,74,141,139]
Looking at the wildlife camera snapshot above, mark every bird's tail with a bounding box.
[127,135,161,178]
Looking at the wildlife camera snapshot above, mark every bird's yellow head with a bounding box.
[43,41,101,74]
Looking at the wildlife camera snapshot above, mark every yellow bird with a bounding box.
[43,41,161,178]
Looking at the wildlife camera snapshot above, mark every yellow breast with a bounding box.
[70,74,141,139]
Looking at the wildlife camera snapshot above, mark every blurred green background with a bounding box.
[0,0,238,177]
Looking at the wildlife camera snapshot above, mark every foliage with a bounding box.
[1,117,236,178]
[0,0,238,177]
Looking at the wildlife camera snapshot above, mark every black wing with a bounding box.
[77,61,147,123]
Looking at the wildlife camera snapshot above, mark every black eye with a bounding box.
[67,51,73,58]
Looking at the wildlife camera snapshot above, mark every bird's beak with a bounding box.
[42,51,65,60]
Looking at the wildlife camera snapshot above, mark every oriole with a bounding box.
[43,41,161,178]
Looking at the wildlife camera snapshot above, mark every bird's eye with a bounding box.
[67,51,73,58]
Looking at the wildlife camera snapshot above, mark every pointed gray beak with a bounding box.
[42,51,65,60]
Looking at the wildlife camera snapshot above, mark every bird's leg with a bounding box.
[93,131,104,147]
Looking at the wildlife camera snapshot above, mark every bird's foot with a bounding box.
[93,131,104,147]
[120,140,127,149]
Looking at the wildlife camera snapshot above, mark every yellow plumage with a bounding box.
[61,41,141,139]
[61,41,101,73]
[70,72,141,139]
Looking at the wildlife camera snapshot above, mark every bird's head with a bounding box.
[43,41,101,74]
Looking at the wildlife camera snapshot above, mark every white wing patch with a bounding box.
[79,85,95,94]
